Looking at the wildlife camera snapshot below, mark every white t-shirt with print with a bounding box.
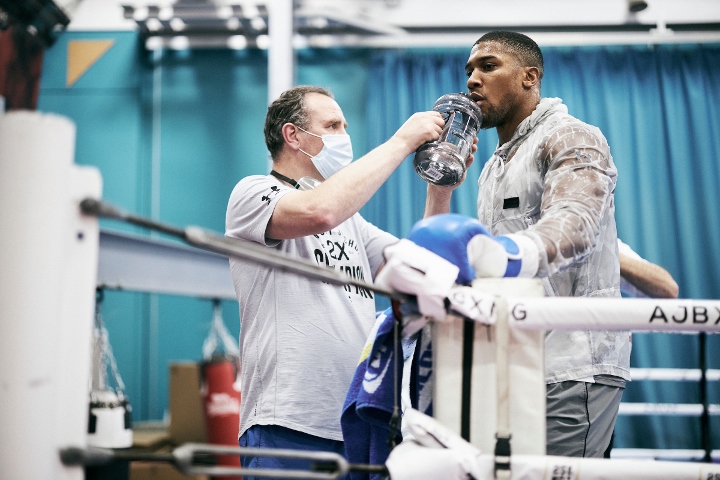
[225,174,397,441]
[618,238,648,298]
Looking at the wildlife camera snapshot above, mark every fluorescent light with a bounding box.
[227,35,247,49]
[308,16,328,29]
[255,34,269,49]
[217,5,233,19]
[146,18,162,31]
[308,34,335,48]
[242,5,259,18]
[250,16,266,31]
[133,6,149,21]
[145,36,164,50]
[158,6,173,21]
[169,35,190,50]
[226,17,241,30]
[293,34,308,48]
[169,17,186,31]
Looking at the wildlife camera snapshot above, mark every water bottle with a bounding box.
[413,92,483,186]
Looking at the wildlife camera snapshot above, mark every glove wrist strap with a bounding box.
[502,234,539,278]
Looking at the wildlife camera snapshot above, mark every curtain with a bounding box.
[361,44,720,450]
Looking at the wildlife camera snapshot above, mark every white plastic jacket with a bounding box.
[477,98,631,383]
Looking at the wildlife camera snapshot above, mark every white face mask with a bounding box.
[296,126,354,179]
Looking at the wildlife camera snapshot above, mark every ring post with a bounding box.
[432,278,546,456]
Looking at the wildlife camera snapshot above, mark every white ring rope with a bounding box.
[505,297,720,331]
[619,402,720,416]
[425,285,720,479]
[619,368,720,418]
[629,367,720,381]
[610,448,720,461]
[397,452,720,479]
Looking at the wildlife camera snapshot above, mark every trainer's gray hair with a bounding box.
[264,85,334,160]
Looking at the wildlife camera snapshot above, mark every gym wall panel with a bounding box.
[156,48,269,233]
[38,31,147,230]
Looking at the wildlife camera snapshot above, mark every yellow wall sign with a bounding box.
[66,39,115,87]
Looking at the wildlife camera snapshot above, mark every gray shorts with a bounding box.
[546,380,624,457]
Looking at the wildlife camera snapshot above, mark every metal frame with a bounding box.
[97,229,237,299]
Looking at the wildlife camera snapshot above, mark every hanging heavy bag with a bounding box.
[200,300,242,480]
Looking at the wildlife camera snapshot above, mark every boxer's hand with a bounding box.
[425,138,475,196]
[406,213,491,284]
[410,213,539,279]
[467,136,477,169]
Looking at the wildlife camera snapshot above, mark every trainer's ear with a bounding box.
[282,123,301,150]
[522,66,540,90]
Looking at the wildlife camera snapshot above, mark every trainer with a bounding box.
[225,85,443,475]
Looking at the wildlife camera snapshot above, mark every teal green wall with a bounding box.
[38,31,373,421]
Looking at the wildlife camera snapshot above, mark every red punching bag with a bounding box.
[201,301,242,480]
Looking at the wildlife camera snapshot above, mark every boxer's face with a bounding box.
[465,41,526,130]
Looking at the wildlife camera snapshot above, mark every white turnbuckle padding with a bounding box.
[387,408,484,480]
[445,285,497,325]
[432,278,546,455]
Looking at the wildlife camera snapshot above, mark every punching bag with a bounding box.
[201,301,242,480]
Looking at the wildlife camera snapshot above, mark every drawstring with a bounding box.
[479,153,506,186]
[494,153,507,178]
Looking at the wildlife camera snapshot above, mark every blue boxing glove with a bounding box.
[407,214,487,284]
[409,214,539,279]
[376,237,497,328]
[376,213,537,327]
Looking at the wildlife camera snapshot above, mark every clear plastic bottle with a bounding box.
[413,92,483,186]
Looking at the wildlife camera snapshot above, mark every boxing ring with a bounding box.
[1,111,719,479]
[427,280,720,479]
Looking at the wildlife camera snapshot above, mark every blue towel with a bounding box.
[341,309,434,480]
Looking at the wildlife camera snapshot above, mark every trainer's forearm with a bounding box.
[268,111,444,239]
[268,136,416,239]
[317,136,415,219]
